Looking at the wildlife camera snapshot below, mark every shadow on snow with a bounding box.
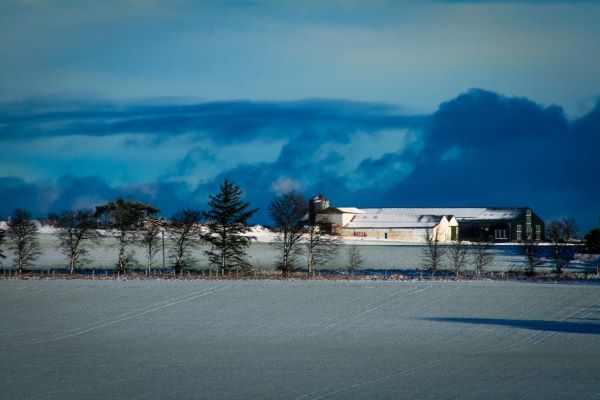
[424,317,600,335]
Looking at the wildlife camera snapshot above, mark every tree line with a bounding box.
[0,182,344,277]
[1,182,599,278]
[422,217,600,279]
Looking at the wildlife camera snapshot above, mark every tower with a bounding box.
[308,194,330,225]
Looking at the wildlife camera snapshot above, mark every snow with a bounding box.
[1,232,591,273]
[1,280,599,399]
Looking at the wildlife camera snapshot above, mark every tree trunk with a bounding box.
[221,251,225,274]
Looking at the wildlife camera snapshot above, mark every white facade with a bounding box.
[316,207,459,243]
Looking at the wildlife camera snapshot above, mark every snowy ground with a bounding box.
[1,280,599,399]
[3,232,593,273]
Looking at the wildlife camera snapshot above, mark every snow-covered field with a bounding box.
[1,280,599,399]
[2,232,590,273]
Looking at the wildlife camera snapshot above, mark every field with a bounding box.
[6,233,590,274]
[1,280,600,399]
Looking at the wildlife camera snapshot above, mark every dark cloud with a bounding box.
[0,177,54,219]
[438,0,600,3]
[425,89,567,153]
[380,89,600,231]
[0,90,598,233]
[0,98,424,144]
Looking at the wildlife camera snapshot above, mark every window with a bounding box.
[535,225,541,240]
[495,229,508,240]
[450,226,458,241]
[516,225,522,241]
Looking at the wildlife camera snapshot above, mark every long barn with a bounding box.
[310,196,545,243]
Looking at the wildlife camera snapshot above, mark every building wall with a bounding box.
[339,218,458,243]
[511,208,545,242]
[458,209,545,242]
[340,227,427,242]
[435,216,459,242]
[316,212,347,228]
[316,211,358,232]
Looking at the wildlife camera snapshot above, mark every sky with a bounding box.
[0,0,599,233]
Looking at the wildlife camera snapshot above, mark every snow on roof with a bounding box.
[359,207,526,220]
[361,208,487,218]
[476,208,523,219]
[345,213,442,229]
[322,207,366,214]
[318,206,528,223]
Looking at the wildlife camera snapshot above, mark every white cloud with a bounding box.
[314,129,415,174]
[271,177,302,195]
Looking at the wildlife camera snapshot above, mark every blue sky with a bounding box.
[0,0,599,233]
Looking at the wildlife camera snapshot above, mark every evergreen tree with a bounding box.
[204,180,258,273]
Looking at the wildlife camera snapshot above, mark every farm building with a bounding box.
[311,196,544,243]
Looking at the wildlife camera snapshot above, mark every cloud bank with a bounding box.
[0,89,598,232]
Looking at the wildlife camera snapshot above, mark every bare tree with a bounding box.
[141,217,164,275]
[204,180,258,274]
[347,243,363,274]
[561,217,578,242]
[306,225,341,276]
[473,239,495,276]
[6,209,40,274]
[422,227,445,278]
[546,218,578,278]
[521,234,542,276]
[53,210,99,274]
[447,239,468,278]
[95,198,159,276]
[268,191,307,277]
[0,226,6,269]
[168,209,203,276]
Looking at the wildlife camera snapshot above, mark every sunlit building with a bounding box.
[311,195,544,243]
